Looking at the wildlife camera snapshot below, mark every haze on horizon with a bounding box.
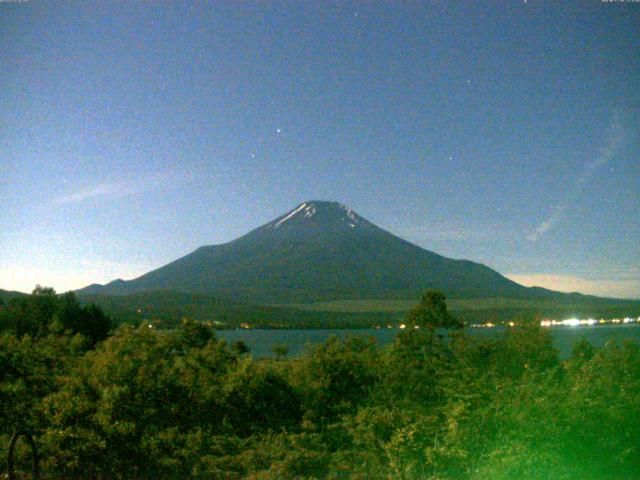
[1,1,639,299]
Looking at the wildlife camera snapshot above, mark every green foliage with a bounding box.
[38,322,238,477]
[0,333,84,433]
[292,336,380,426]
[2,288,640,479]
[407,290,463,332]
[271,343,290,360]
[172,317,215,349]
[56,292,112,344]
[231,340,251,356]
[381,329,447,406]
[222,360,302,437]
[570,337,595,363]
[0,286,111,344]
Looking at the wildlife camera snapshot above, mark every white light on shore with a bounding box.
[539,316,637,328]
[562,318,580,327]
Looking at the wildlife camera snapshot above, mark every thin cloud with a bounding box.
[55,180,142,204]
[528,112,626,242]
[527,205,566,242]
[54,171,190,205]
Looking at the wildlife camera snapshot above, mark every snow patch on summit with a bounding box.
[345,207,357,222]
[304,204,316,218]
[273,202,307,228]
[272,201,363,229]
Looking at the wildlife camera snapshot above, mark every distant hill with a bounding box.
[78,200,598,304]
[0,289,27,303]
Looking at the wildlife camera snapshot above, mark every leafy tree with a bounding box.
[55,292,111,345]
[271,343,289,361]
[292,336,380,427]
[172,317,215,349]
[0,333,84,477]
[0,286,58,337]
[496,324,559,378]
[561,340,640,478]
[381,328,447,406]
[0,287,111,345]
[222,360,302,437]
[570,337,595,363]
[229,432,330,479]
[407,291,462,344]
[232,340,251,356]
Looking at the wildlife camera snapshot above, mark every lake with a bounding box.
[218,324,640,359]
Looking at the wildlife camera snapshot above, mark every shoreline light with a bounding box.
[539,317,637,328]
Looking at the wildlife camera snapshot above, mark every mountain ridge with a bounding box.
[76,201,614,304]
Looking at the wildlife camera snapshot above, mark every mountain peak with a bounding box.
[270,201,363,230]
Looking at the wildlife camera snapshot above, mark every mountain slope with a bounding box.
[0,289,28,302]
[77,201,593,303]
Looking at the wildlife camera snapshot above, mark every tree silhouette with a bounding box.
[272,343,290,361]
[406,291,462,345]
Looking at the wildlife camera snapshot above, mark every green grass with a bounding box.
[80,290,640,329]
[279,299,416,312]
[279,298,587,313]
[279,298,640,319]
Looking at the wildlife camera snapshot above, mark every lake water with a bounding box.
[218,324,640,359]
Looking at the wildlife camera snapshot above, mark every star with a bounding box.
[276,128,281,134]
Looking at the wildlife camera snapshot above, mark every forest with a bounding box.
[1,287,639,479]
[77,289,640,330]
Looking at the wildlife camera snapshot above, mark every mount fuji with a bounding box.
[77,201,589,304]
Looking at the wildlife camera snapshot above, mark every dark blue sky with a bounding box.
[2,1,639,297]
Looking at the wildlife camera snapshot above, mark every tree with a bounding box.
[0,333,83,478]
[232,340,251,356]
[3,286,58,337]
[222,361,302,437]
[40,322,237,478]
[292,336,380,426]
[56,292,111,345]
[172,318,214,349]
[0,287,111,345]
[271,343,290,361]
[406,291,462,345]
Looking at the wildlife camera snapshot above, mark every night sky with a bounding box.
[2,1,639,298]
